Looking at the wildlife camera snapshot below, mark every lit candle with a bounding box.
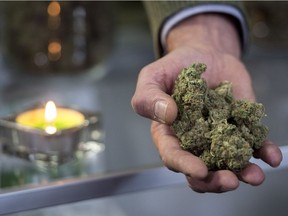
[15,101,85,134]
[44,100,57,134]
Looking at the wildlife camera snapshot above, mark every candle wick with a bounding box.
[44,101,57,134]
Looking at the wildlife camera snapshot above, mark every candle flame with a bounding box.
[45,101,57,134]
[45,101,57,123]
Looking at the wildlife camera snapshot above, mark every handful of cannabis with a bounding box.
[172,63,268,171]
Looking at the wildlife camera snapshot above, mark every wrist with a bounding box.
[166,13,241,58]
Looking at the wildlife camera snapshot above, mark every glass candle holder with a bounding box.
[0,105,103,166]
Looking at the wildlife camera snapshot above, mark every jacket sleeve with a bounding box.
[143,1,249,57]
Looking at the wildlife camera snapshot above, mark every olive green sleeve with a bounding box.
[142,1,249,57]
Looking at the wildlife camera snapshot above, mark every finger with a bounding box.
[226,62,256,101]
[131,62,178,125]
[187,170,239,193]
[202,56,256,101]
[253,140,283,167]
[236,163,265,186]
[232,79,256,101]
[151,121,208,179]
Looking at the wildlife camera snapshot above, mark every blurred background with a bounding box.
[0,1,288,216]
[245,1,288,49]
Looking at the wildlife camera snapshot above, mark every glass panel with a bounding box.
[0,1,160,192]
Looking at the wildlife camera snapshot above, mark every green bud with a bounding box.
[172,63,268,171]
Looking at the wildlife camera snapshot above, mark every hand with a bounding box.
[131,14,282,193]
[151,122,282,193]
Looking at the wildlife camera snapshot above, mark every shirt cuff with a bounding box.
[160,4,249,54]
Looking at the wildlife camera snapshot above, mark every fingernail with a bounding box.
[154,100,168,123]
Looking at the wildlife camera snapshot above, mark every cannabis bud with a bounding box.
[172,63,268,171]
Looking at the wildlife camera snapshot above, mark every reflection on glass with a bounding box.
[47,1,61,17]
[1,1,114,74]
[48,40,62,61]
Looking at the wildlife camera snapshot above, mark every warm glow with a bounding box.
[45,101,57,123]
[48,41,62,61]
[45,101,57,134]
[48,41,61,54]
[45,125,57,134]
[47,1,61,17]
[16,102,85,133]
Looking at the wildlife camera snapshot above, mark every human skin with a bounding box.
[131,13,282,193]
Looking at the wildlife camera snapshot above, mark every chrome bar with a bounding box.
[0,145,287,215]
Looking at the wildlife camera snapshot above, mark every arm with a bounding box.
[143,1,248,56]
[132,3,282,193]
[132,6,251,124]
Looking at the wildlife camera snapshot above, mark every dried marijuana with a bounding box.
[172,63,268,171]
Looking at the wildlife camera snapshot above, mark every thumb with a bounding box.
[131,68,178,125]
[132,88,178,125]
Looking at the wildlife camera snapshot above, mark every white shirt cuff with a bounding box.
[160,4,249,54]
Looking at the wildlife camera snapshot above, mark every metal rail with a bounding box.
[0,145,287,215]
[0,166,185,215]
